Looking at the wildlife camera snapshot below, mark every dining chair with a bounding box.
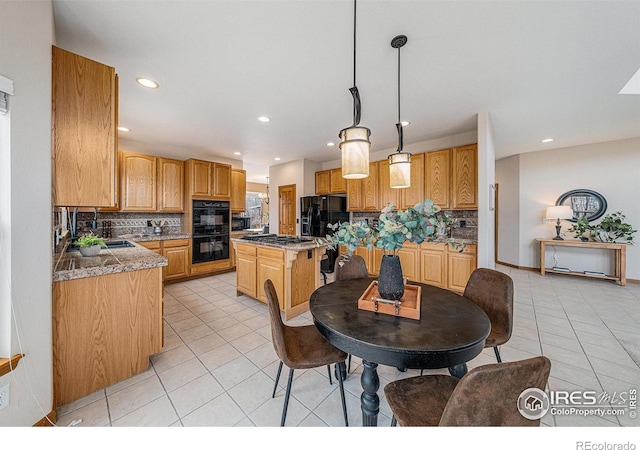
[334,253,369,372]
[264,279,349,426]
[463,267,514,363]
[384,356,551,426]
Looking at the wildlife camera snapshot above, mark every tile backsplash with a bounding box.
[351,209,478,241]
[60,211,183,238]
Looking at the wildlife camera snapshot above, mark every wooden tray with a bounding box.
[357,281,421,320]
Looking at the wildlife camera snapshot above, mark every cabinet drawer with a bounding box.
[257,247,285,261]
[420,242,447,251]
[139,241,161,252]
[163,239,190,248]
[236,243,257,256]
[457,244,477,254]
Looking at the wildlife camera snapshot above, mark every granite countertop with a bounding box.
[53,240,168,282]
[230,237,327,252]
[117,233,191,242]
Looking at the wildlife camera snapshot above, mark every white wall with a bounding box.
[268,159,305,235]
[497,137,640,279]
[496,154,521,265]
[477,112,496,269]
[0,0,54,426]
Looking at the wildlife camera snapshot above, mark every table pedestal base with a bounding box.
[361,360,380,426]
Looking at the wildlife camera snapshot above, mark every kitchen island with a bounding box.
[52,240,167,407]
[231,235,327,320]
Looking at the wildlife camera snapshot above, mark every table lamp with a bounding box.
[546,205,574,240]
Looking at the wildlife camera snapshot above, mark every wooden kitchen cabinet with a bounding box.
[451,144,478,209]
[256,247,285,305]
[52,46,117,207]
[419,242,476,292]
[315,170,330,195]
[396,242,419,281]
[419,242,447,287]
[362,162,380,211]
[53,267,163,407]
[399,153,425,209]
[330,168,346,193]
[235,243,258,297]
[185,159,232,200]
[346,178,363,211]
[447,244,477,292]
[120,151,157,211]
[378,159,401,210]
[162,239,190,280]
[231,168,247,212]
[157,157,184,212]
[425,149,451,210]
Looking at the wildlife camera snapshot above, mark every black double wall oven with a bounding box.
[192,200,230,264]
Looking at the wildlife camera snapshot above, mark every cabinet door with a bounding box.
[397,243,419,282]
[346,178,363,211]
[52,46,117,207]
[157,157,184,212]
[257,258,285,306]
[354,246,372,274]
[452,144,477,209]
[420,243,447,287]
[447,251,477,292]
[212,163,231,198]
[315,170,330,195]
[163,241,190,280]
[330,168,346,193]
[231,169,247,212]
[378,159,401,210]
[399,153,425,210]
[371,247,384,276]
[236,255,258,298]
[362,162,380,211]
[120,151,157,211]
[425,149,450,209]
[190,159,213,198]
[139,240,162,254]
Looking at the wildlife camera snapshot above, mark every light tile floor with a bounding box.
[55,265,640,427]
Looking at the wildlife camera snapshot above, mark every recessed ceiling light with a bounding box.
[274,157,281,161]
[233,152,241,156]
[400,121,410,127]
[257,116,270,122]
[135,77,159,89]
[542,138,554,143]
[117,126,130,132]
[327,142,335,147]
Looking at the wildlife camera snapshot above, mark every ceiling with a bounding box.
[52,0,640,183]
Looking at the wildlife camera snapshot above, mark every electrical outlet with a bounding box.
[0,384,10,410]
[459,220,467,228]
[147,220,152,227]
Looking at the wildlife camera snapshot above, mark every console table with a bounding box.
[537,238,627,286]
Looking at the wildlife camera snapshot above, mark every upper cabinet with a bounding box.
[52,46,117,207]
[157,157,184,212]
[120,151,157,211]
[231,169,247,212]
[378,159,401,210]
[399,153,425,210]
[315,168,346,195]
[185,159,232,200]
[451,144,478,209]
[425,149,451,209]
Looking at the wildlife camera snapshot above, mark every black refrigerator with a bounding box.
[300,195,349,273]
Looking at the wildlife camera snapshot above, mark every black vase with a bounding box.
[378,254,405,300]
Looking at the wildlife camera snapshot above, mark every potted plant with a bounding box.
[593,212,636,244]
[326,200,461,300]
[76,233,106,256]
[566,217,594,242]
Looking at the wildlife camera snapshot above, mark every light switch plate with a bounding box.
[0,384,9,410]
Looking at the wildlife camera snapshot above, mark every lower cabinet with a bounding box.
[139,239,190,281]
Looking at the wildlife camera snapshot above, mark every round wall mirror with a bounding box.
[555,189,607,222]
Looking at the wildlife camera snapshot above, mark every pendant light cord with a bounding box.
[397,45,401,125]
[353,0,357,88]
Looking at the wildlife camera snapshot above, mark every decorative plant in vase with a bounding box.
[326,200,462,300]
[566,217,594,242]
[76,233,106,257]
[593,212,636,244]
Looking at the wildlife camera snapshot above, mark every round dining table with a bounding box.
[309,277,491,426]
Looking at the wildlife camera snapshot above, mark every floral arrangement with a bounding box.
[326,200,462,255]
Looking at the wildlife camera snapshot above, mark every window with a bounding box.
[245,193,264,229]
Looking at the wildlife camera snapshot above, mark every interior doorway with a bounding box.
[278,184,296,236]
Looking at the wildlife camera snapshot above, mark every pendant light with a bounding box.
[388,34,411,189]
[339,0,371,179]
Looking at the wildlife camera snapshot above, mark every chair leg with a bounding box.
[327,365,333,385]
[391,416,397,427]
[420,369,424,376]
[336,362,349,426]
[348,354,352,373]
[281,368,295,426]
[272,361,283,398]
[494,346,502,363]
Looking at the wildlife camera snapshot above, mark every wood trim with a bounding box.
[0,354,24,377]
[33,411,56,427]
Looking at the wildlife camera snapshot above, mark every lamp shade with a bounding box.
[340,126,371,179]
[546,205,573,220]
[388,152,411,188]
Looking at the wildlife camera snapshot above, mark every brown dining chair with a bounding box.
[463,267,514,363]
[264,279,349,426]
[334,253,369,372]
[384,356,551,426]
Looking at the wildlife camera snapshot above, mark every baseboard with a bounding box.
[496,261,639,284]
[33,411,56,426]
